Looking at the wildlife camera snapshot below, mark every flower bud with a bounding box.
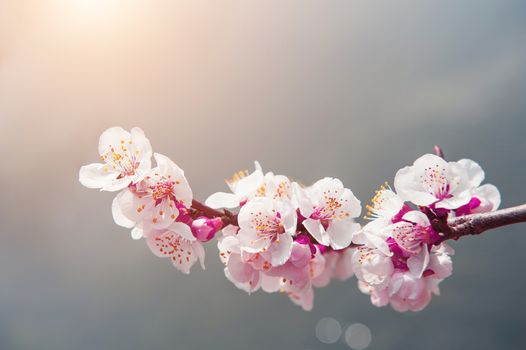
[191,216,223,242]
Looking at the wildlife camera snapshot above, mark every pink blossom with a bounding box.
[79,127,152,192]
[111,153,193,238]
[294,178,361,249]
[145,222,205,274]
[237,197,297,266]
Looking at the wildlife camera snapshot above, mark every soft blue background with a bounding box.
[1,1,525,349]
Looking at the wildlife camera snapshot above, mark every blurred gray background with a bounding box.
[1,0,525,349]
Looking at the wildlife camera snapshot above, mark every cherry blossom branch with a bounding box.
[432,204,526,243]
[190,200,526,248]
[79,127,523,312]
[430,145,526,242]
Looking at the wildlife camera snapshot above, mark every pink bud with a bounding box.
[191,216,223,242]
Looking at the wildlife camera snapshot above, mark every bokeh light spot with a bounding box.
[345,323,371,349]
[315,317,342,344]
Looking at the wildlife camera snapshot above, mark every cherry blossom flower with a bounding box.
[364,183,410,224]
[145,222,205,274]
[390,211,434,250]
[353,217,454,312]
[394,154,500,215]
[218,225,327,310]
[112,153,193,237]
[294,178,361,249]
[237,197,297,266]
[265,242,326,311]
[394,154,474,210]
[352,243,393,289]
[205,162,265,209]
[79,127,152,191]
[218,225,268,294]
[205,162,293,209]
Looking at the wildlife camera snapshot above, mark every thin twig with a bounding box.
[432,204,526,243]
[434,145,445,159]
[191,199,238,226]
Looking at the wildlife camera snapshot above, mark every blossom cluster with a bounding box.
[79,127,220,274]
[207,162,360,310]
[79,127,501,312]
[352,154,500,311]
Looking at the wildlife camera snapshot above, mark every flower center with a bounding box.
[101,140,141,178]
[151,181,175,202]
[422,165,450,199]
[252,212,284,240]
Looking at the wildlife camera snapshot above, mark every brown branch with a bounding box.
[191,197,526,248]
[432,204,526,243]
[191,199,238,226]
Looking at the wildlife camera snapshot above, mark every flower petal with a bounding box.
[326,221,360,250]
[303,218,330,246]
[98,127,130,156]
[402,211,430,227]
[457,158,484,188]
[205,192,240,209]
[79,163,119,190]
[407,247,430,278]
[169,222,196,241]
[268,233,293,266]
[111,190,136,228]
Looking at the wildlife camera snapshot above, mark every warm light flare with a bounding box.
[62,0,121,17]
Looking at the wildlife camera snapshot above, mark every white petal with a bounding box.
[98,127,130,156]
[112,190,136,228]
[407,247,429,278]
[326,221,360,250]
[435,195,471,210]
[169,239,200,274]
[402,211,430,227]
[311,177,343,195]
[292,182,314,218]
[361,230,392,257]
[457,159,485,188]
[170,222,196,241]
[131,226,143,240]
[193,241,206,270]
[233,163,264,198]
[394,165,436,206]
[205,192,240,209]
[130,127,152,166]
[277,201,297,233]
[269,233,293,266]
[218,235,241,256]
[101,177,133,192]
[154,152,184,176]
[303,218,330,246]
[473,184,501,212]
[79,163,119,190]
